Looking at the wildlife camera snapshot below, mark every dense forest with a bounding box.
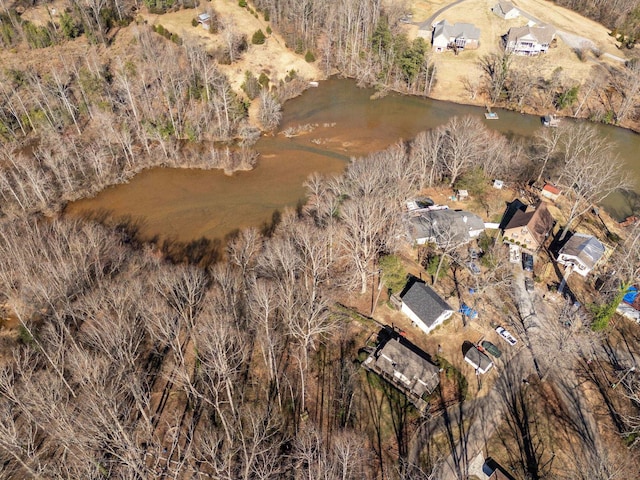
[1,0,640,478]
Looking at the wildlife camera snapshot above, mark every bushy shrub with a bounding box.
[304,50,315,62]
[238,0,246,6]
[252,29,266,44]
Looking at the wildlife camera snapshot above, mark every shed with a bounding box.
[464,345,493,374]
[400,282,454,335]
[493,179,504,189]
[456,189,469,200]
[541,183,561,201]
[197,13,211,29]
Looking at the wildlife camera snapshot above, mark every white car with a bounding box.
[496,326,517,346]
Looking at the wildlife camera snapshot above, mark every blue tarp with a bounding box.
[624,286,638,305]
[459,304,478,319]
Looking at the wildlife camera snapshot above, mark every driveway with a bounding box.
[408,341,534,480]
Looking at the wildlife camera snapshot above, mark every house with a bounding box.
[492,1,520,19]
[363,336,440,412]
[401,282,454,335]
[557,233,606,277]
[428,20,480,53]
[502,200,555,253]
[464,345,493,374]
[541,183,561,201]
[197,13,211,29]
[505,24,556,55]
[406,209,485,246]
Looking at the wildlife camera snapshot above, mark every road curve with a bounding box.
[417,0,473,32]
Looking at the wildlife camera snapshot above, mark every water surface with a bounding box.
[67,79,640,241]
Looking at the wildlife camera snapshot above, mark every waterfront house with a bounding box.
[557,233,605,277]
[501,200,555,253]
[406,209,485,247]
[505,24,556,55]
[430,20,480,53]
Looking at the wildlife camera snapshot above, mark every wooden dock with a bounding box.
[484,106,499,120]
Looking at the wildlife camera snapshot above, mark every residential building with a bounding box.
[505,24,556,55]
[428,20,480,53]
[502,200,554,253]
[363,336,440,412]
[400,282,454,335]
[557,233,606,277]
[491,1,520,19]
[406,209,485,246]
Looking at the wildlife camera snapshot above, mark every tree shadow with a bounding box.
[495,360,554,480]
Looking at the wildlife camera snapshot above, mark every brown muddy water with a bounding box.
[66,78,640,242]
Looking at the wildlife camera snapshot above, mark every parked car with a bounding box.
[481,340,502,358]
[466,261,481,275]
[522,253,534,272]
[469,248,480,260]
[524,277,534,292]
[496,326,517,346]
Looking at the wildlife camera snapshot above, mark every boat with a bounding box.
[308,81,319,87]
[542,114,560,127]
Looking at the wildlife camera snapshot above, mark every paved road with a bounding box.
[417,0,471,31]
[408,264,548,480]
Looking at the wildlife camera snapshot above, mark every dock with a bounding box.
[484,106,499,120]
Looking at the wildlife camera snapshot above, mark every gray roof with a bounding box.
[559,233,605,269]
[433,20,480,41]
[465,346,493,372]
[375,338,440,398]
[408,209,485,246]
[401,282,453,328]
[493,1,518,16]
[507,24,556,46]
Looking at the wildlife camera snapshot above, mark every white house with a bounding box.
[400,282,454,335]
[505,24,556,55]
[557,233,605,277]
[492,1,520,19]
[429,20,480,53]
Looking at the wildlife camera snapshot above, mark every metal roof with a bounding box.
[559,233,605,269]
